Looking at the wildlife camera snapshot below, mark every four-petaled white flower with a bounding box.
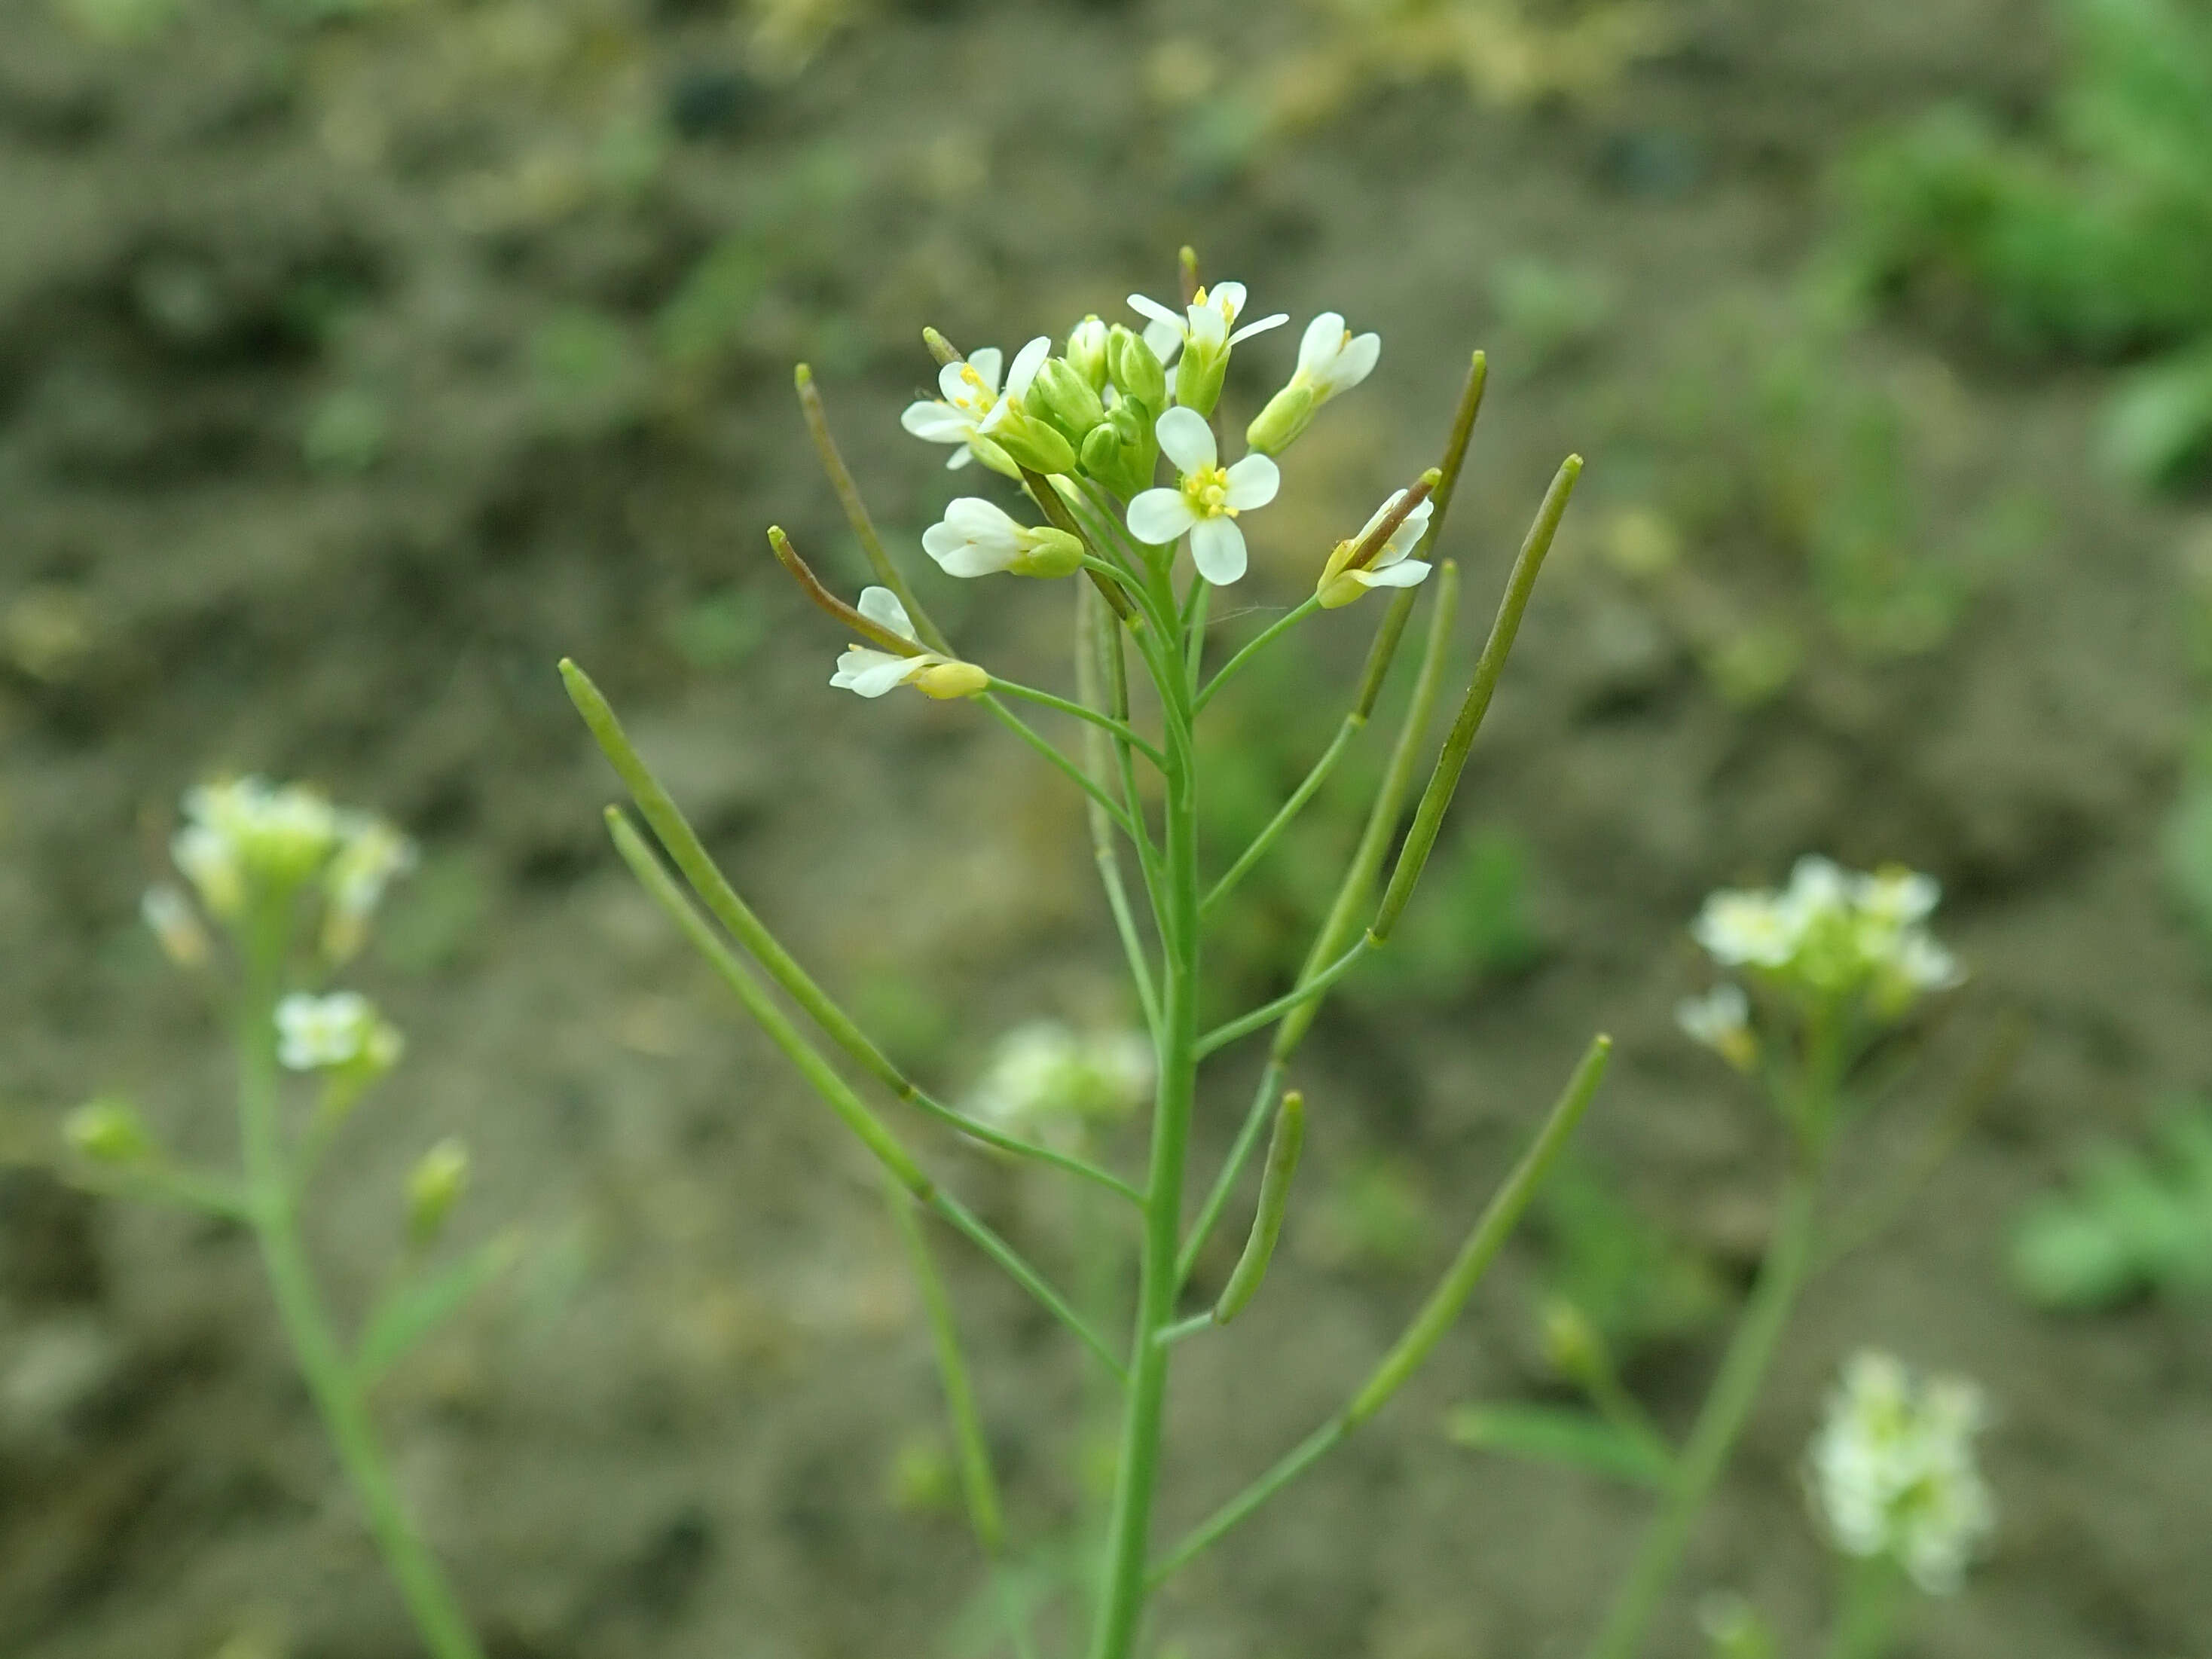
[900,338,1051,469]
[830,587,987,700]
[276,991,403,1072]
[922,498,1083,579]
[967,1019,1154,1147]
[1317,488,1435,606]
[1126,281,1288,367]
[1691,888,1801,968]
[1676,981,1752,1058]
[1126,407,1280,585]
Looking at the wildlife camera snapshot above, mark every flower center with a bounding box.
[1181,464,1233,519]
[952,364,996,415]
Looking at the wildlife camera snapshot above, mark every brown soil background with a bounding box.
[2,1,2209,1656]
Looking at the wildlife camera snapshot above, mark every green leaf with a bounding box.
[2009,1097,2212,1309]
[356,1231,521,1384]
[1444,1401,1675,1489]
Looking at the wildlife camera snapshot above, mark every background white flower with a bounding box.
[1807,1350,1995,1595]
[966,1020,1153,1145]
[276,991,402,1072]
[1124,406,1279,584]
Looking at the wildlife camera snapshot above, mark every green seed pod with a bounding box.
[66,1097,153,1166]
[406,1138,470,1248]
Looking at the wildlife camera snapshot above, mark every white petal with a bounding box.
[1189,516,1248,585]
[1187,305,1227,350]
[1223,453,1279,511]
[1005,336,1052,399]
[903,401,970,441]
[947,445,973,469]
[1355,489,1407,544]
[1142,316,1184,365]
[1127,488,1198,545]
[936,361,973,402]
[934,542,1016,577]
[1379,496,1434,564]
[945,496,1022,541]
[1227,312,1290,347]
[857,585,915,640]
[1128,293,1181,328]
[1329,331,1380,393]
[967,347,1004,393]
[1155,405,1217,475]
[1210,281,1248,319]
[1358,559,1431,589]
[1297,312,1346,374]
[833,648,926,698]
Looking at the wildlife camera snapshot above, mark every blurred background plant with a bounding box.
[2011,1095,2212,1309]
[1832,0,2212,486]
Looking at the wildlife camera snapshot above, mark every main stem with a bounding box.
[1584,1147,1827,1659]
[237,912,485,1659]
[1089,570,1202,1659]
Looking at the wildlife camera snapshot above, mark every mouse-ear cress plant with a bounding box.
[58,249,1997,1659]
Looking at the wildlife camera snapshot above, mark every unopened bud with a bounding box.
[1245,382,1315,457]
[406,1138,469,1248]
[140,884,210,968]
[1011,528,1085,579]
[1539,1297,1605,1385]
[1066,316,1109,391]
[1105,324,1166,410]
[987,403,1078,477]
[915,660,990,700]
[1028,357,1108,445]
[66,1097,154,1166]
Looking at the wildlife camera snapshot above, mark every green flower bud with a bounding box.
[1066,316,1109,391]
[914,660,991,699]
[1010,527,1085,579]
[1028,356,1108,445]
[987,403,1078,477]
[1245,382,1315,457]
[406,1138,470,1248]
[66,1097,154,1166]
[1106,324,1166,409]
[1078,417,1156,500]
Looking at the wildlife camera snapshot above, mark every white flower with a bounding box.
[1124,407,1280,584]
[921,498,1083,579]
[1676,982,1753,1068]
[1852,866,1940,928]
[172,777,342,915]
[276,991,403,1072]
[829,586,986,700]
[1126,281,1288,366]
[1291,310,1379,399]
[323,814,418,961]
[140,884,209,968]
[967,1020,1153,1144]
[899,338,1050,470]
[1807,1351,1994,1596]
[1315,488,1435,606]
[1691,888,1801,969]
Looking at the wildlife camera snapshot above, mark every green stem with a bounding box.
[1184,579,1211,692]
[988,677,1166,769]
[1822,1552,1905,1659]
[981,698,1145,842]
[1152,1036,1611,1584]
[1194,939,1370,1059]
[1583,1149,1829,1659]
[235,915,484,1659]
[1195,595,1321,713]
[1201,716,1360,921]
[1087,565,1205,1659]
[1077,584,1162,1037]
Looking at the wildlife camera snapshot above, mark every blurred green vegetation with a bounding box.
[1597,300,2042,702]
[1835,0,2212,485]
[2011,1096,2212,1309]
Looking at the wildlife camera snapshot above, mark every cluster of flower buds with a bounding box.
[777,259,1410,701]
[1805,1350,1995,1595]
[152,776,417,966]
[965,1020,1153,1149]
[1679,857,1963,1062]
